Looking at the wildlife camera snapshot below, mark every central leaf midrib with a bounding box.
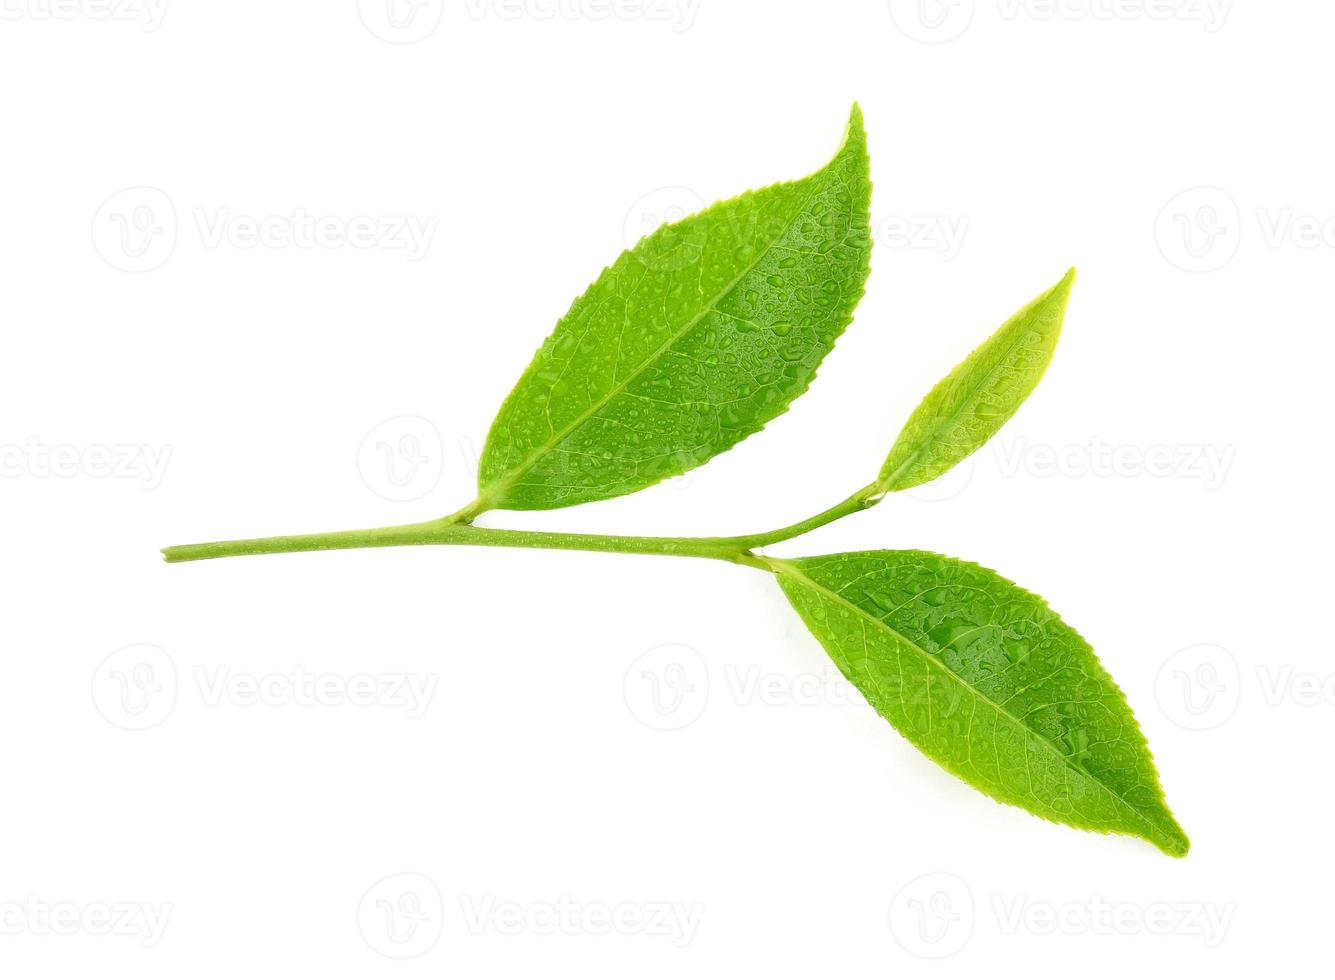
[482,175,825,505]
[775,560,1166,841]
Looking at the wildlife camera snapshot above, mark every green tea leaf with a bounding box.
[476,105,872,511]
[774,549,1188,856]
[878,268,1075,492]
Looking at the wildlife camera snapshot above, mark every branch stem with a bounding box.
[161,482,884,567]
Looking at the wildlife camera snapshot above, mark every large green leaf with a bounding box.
[774,550,1188,856]
[476,105,872,511]
[878,268,1075,492]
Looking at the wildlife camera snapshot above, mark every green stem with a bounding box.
[163,518,770,568]
[710,481,883,549]
[161,482,884,567]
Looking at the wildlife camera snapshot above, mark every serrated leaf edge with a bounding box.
[475,105,872,512]
[771,549,1190,857]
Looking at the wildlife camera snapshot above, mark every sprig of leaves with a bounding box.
[164,106,1188,857]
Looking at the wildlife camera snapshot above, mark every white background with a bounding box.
[0,0,1326,975]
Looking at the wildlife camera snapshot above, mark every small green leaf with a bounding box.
[773,550,1188,856]
[476,105,872,511]
[878,268,1075,492]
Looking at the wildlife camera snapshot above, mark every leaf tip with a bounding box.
[1050,265,1077,305]
[840,102,867,155]
[1150,818,1191,859]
